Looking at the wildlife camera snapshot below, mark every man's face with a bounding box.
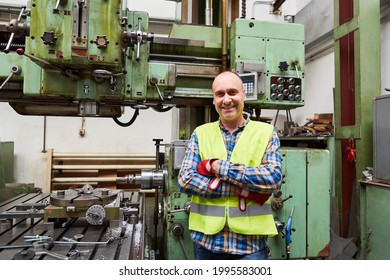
[212,72,246,122]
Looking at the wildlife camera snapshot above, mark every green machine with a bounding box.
[0,1,304,114]
[0,1,331,260]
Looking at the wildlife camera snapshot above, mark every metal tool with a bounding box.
[285,206,295,260]
[12,241,68,260]
[68,249,90,258]
[24,235,52,243]
[54,238,113,247]
[0,244,33,250]
[32,242,69,260]
[34,250,64,259]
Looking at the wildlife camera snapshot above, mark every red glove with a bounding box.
[238,188,271,211]
[197,159,221,190]
[197,159,217,176]
[209,177,221,190]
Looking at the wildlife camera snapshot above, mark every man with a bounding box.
[178,71,282,260]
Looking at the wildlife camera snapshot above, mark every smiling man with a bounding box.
[178,71,283,260]
[212,72,247,130]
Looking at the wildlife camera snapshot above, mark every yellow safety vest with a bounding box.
[190,120,278,236]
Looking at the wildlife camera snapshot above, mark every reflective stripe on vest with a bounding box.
[190,120,278,236]
[191,198,273,217]
[191,203,225,217]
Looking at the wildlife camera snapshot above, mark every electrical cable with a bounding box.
[112,108,139,127]
[152,104,173,112]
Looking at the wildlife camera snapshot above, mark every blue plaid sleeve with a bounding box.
[177,131,224,198]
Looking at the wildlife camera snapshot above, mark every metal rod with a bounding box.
[17,6,26,21]
[52,153,154,158]
[51,164,155,169]
[0,70,14,90]
[53,239,111,246]
[52,177,122,182]
[0,244,33,250]
[273,0,286,12]
[4,32,15,53]
[205,0,213,26]
[149,53,222,64]
[221,0,228,71]
[153,139,162,252]
[42,116,47,153]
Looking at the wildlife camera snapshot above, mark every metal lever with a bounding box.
[149,76,164,101]
[4,6,26,53]
[291,59,300,79]
[32,242,68,260]
[0,65,22,90]
[136,18,143,60]
[34,248,69,260]
[271,190,293,211]
[135,17,148,61]
[168,201,191,214]
[53,0,68,14]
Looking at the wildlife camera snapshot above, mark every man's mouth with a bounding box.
[222,105,235,110]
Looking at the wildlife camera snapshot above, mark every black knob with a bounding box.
[171,224,184,237]
[278,61,289,72]
[94,36,110,49]
[41,31,57,45]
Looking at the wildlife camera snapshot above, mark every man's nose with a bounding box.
[222,93,232,102]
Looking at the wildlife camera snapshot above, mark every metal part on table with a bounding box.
[24,235,52,243]
[85,204,106,225]
[0,191,147,260]
[44,185,126,224]
[29,241,69,260]
[53,239,112,247]
[50,185,119,208]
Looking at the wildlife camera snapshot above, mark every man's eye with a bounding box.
[226,89,239,95]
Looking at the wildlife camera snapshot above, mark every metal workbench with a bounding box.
[0,192,146,260]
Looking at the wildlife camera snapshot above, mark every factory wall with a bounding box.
[1,1,388,193]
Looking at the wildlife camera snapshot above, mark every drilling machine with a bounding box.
[0,1,331,260]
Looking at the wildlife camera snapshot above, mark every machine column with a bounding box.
[333,0,380,237]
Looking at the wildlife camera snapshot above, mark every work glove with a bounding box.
[197,159,217,176]
[197,159,221,190]
[238,188,271,211]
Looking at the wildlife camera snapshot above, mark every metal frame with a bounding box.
[333,0,381,237]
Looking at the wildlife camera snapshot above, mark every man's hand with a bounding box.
[238,188,271,205]
[197,159,217,176]
[197,159,220,190]
[209,177,221,190]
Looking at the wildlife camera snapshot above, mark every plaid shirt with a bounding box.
[177,115,282,255]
